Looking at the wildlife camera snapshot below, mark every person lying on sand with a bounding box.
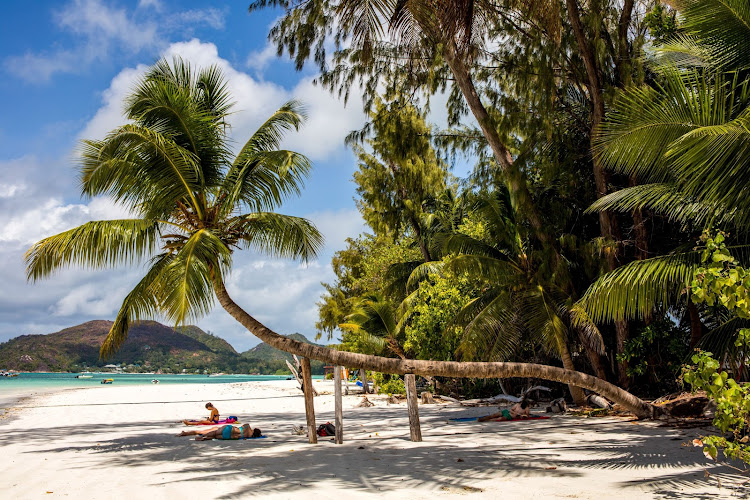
[178,424,262,441]
[183,402,219,425]
[478,399,532,422]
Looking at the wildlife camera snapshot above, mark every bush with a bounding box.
[373,372,405,394]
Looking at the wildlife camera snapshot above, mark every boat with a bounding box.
[75,372,93,379]
[208,373,225,377]
[1,370,19,377]
[100,378,114,384]
[151,379,160,384]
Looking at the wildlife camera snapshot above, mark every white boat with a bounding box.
[208,373,225,377]
[75,372,93,379]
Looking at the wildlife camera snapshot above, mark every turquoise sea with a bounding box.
[0,372,292,394]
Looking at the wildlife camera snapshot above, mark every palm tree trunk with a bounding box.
[442,40,551,250]
[213,277,654,418]
[567,0,632,388]
[558,338,586,405]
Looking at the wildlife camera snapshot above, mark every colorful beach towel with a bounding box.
[186,418,239,425]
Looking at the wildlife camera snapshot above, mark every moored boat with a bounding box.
[100,378,114,384]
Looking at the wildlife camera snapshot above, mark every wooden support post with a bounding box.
[404,374,422,442]
[361,369,370,394]
[301,357,317,444]
[334,365,343,444]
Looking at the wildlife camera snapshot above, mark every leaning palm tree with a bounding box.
[25,58,653,417]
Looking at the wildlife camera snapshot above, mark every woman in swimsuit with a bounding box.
[183,402,220,426]
[178,424,262,440]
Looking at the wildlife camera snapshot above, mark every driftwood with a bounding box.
[288,356,318,396]
[357,396,374,407]
[657,393,710,417]
[587,394,612,409]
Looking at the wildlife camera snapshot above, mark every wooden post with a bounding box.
[301,357,317,444]
[361,369,370,394]
[334,365,343,444]
[404,374,422,442]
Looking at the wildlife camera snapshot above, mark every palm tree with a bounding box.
[410,189,604,404]
[25,57,654,418]
[338,293,407,359]
[580,0,750,351]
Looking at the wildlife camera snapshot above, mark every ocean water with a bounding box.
[0,372,293,395]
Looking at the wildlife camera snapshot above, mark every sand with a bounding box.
[0,379,745,499]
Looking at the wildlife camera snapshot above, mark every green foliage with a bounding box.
[684,231,750,464]
[644,3,678,44]
[683,350,750,463]
[616,320,689,386]
[402,272,473,361]
[372,372,405,395]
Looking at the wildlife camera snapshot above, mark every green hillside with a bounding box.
[0,321,323,374]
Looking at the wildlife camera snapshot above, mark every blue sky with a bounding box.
[0,0,377,351]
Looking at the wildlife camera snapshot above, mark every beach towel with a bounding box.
[449,416,550,422]
[187,418,239,425]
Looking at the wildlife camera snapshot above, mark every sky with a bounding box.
[0,0,378,351]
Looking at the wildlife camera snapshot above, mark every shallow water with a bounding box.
[0,372,292,395]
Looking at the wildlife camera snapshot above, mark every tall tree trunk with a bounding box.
[213,277,654,418]
[442,40,552,251]
[567,0,632,388]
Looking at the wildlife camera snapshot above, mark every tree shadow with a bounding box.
[14,405,748,498]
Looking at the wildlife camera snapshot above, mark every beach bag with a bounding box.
[226,416,238,423]
[316,422,335,436]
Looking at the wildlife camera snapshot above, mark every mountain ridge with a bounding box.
[0,320,324,374]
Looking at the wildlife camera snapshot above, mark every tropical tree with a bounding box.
[25,57,654,418]
[410,189,605,403]
[580,0,750,355]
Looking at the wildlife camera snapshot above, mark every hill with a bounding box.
[241,332,325,373]
[0,321,323,374]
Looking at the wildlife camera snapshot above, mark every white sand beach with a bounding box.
[0,379,745,499]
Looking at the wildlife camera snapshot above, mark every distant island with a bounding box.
[0,320,324,375]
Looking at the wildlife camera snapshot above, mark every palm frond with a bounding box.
[230,212,323,263]
[222,149,312,214]
[25,219,158,281]
[79,124,203,218]
[157,229,231,325]
[100,252,172,358]
[676,0,750,70]
[586,183,735,228]
[456,290,522,361]
[578,250,701,323]
[405,260,444,292]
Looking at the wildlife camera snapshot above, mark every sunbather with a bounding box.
[478,399,532,422]
[183,402,219,425]
[178,424,262,440]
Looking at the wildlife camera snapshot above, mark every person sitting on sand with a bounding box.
[478,399,532,422]
[178,424,262,440]
[183,402,219,425]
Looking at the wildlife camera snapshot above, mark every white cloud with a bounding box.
[246,43,278,72]
[5,0,227,83]
[0,39,368,351]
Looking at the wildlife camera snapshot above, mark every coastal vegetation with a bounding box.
[23,0,750,435]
